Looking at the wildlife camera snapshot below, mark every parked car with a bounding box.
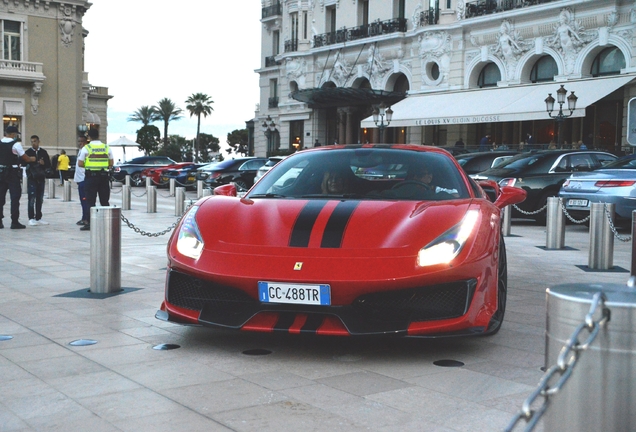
[454,151,519,175]
[559,154,636,222]
[472,150,617,222]
[111,156,176,186]
[160,163,206,190]
[196,157,267,190]
[141,162,196,186]
[156,144,527,337]
[254,156,285,183]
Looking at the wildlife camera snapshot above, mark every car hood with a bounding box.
[194,197,475,253]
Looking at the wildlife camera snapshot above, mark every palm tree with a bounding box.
[152,98,183,147]
[127,105,159,126]
[185,93,214,161]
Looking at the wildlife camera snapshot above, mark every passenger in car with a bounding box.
[403,166,459,197]
[321,171,349,194]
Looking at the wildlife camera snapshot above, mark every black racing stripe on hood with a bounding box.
[289,200,327,247]
[321,201,360,248]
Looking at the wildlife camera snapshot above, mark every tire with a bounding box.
[485,234,507,335]
[234,179,249,191]
[130,173,143,187]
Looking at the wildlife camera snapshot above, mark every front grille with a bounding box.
[167,270,256,311]
[351,280,476,323]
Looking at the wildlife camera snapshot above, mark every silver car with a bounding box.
[559,155,636,220]
[254,156,285,183]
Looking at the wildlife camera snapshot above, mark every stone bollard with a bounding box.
[147,185,157,213]
[47,178,56,199]
[175,187,185,216]
[89,206,121,294]
[63,181,72,202]
[589,202,614,270]
[546,197,565,249]
[121,185,131,210]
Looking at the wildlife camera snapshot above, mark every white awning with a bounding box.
[361,75,635,128]
[3,100,24,116]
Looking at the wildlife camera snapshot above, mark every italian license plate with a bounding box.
[568,199,589,207]
[258,281,331,305]
[187,176,195,181]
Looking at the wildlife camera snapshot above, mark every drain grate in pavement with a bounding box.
[54,287,142,299]
[575,265,629,273]
[433,359,464,367]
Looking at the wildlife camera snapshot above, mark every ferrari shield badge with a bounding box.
[294,262,303,271]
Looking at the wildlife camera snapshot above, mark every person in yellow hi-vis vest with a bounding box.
[77,128,114,231]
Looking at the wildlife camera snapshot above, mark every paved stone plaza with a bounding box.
[0,183,632,431]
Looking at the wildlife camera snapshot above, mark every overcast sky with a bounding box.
[82,1,262,158]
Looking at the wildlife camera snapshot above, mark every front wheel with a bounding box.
[484,235,507,335]
[130,173,143,187]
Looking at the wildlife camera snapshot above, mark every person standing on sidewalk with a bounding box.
[57,149,69,186]
[0,126,35,229]
[24,135,51,226]
[74,135,89,226]
[77,128,113,231]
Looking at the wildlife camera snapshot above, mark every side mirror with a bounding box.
[493,186,527,209]
[477,180,500,202]
[213,184,237,197]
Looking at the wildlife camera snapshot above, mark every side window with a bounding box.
[594,154,616,167]
[569,154,594,171]
[553,156,569,172]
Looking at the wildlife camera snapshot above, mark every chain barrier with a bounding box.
[558,199,590,224]
[505,292,610,432]
[513,203,547,216]
[131,189,147,198]
[604,204,631,242]
[119,200,194,237]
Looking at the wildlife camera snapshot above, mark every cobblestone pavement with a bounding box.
[1,182,632,431]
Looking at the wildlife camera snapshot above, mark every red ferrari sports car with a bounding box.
[157,145,526,337]
[141,162,196,186]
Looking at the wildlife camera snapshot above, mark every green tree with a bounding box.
[198,133,221,162]
[127,105,159,126]
[154,135,187,161]
[185,93,214,161]
[226,128,249,156]
[135,125,161,155]
[152,98,183,147]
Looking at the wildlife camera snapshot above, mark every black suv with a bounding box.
[111,156,176,186]
[196,157,267,190]
[472,150,617,222]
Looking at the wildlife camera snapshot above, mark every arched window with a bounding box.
[530,56,558,83]
[591,47,625,77]
[394,73,410,93]
[478,63,500,88]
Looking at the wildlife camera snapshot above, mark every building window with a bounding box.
[591,47,625,77]
[273,30,280,55]
[358,0,369,26]
[2,20,22,61]
[478,63,500,88]
[289,120,304,150]
[530,56,558,83]
[326,6,336,33]
[394,0,406,19]
[269,79,278,108]
[303,12,308,40]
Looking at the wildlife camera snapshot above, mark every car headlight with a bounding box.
[417,210,479,267]
[176,206,204,259]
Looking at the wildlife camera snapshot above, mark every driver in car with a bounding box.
[399,166,459,197]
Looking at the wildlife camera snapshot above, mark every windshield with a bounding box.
[600,156,636,169]
[247,148,470,201]
[496,152,545,169]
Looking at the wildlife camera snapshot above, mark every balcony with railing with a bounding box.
[313,18,407,48]
[419,7,440,26]
[284,39,298,53]
[265,55,281,67]
[0,59,45,82]
[465,0,558,18]
[268,96,279,108]
[262,2,282,19]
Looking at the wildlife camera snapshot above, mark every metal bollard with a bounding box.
[197,180,204,198]
[146,176,152,187]
[502,205,511,237]
[121,185,131,210]
[546,197,565,249]
[21,173,27,194]
[63,181,72,202]
[147,185,157,213]
[632,210,636,277]
[544,282,635,432]
[175,187,185,216]
[203,187,212,197]
[47,178,56,199]
[125,175,131,187]
[89,206,121,294]
[169,178,176,197]
[589,202,614,269]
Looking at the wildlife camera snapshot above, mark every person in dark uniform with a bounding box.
[0,126,35,229]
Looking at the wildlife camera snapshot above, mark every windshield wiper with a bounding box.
[300,193,365,199]
[248,193,287,198]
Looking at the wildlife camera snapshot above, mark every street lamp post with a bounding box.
[372,103,393,143]
[261,115,277,155]
[545,85,578,148]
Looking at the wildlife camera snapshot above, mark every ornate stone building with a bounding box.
[0,0,109,153]
[256,0,636,155]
